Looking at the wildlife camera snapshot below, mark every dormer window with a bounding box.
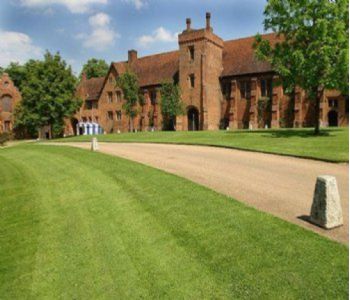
[188,46,195,61]
[189,74,195,88]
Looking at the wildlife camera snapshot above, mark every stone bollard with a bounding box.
[310,175,343,229]
[91,137,99,151]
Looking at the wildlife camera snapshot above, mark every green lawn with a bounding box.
[0,145,348,299]
[57,128,349,162]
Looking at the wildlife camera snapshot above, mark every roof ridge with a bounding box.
[224,32,276,44]
[113,49,179,66]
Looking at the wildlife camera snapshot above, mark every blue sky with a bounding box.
[0,0,268,74]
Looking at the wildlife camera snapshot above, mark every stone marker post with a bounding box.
[310,175,343,229]
[91,137,99,151]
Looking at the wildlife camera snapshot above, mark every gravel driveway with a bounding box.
[55,142,349,244]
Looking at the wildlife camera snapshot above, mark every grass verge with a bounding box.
[55,128,349,163]
[0,144,348,298]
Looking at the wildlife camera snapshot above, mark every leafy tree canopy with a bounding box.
[3,62,27,89]
[254,0,348,134]
[116,71,141,131]
[15,51,81,137]
[160,81,183,130]
[80,58,109,79]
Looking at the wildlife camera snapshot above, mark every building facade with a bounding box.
[0,73,21,134]
[65,13,348,135]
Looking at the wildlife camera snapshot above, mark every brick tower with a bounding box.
[177,13,224,131]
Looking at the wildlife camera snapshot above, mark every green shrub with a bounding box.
[0,132,10,146]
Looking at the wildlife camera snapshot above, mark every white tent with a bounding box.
[76,122,103,135]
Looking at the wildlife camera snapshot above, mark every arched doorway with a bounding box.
[187,107,199,131]
[71,118,79,135]
[328,110,338,127]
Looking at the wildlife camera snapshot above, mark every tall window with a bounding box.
[189,74,195,88]
[116,110,122,121]
[328,99,338,108]
[240,81,251,99]
[150,90,157,105]
[107,92,113,103]
[107,111,113,120]
[261,79,272,97]
[4,121,10,132]
[1,95,12,112]
[116,91,122,102]
[223,82,231,100]
[109,76,114,84]
[189,46,195,61]
[92,101,98,109]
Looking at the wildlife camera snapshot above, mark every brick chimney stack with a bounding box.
[186,18,191,31]
[81,72,87,81]
[128,50,137,64]
[206,12,211,31]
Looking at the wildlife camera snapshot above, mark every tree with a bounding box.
[116,71,140,131]
[160,81,183,130]
[4,62,27,89]
[14,52,81,138]
[80,58,109,79]
[254,0,348,134]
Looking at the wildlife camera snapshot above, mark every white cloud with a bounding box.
[19,0,108,14]
[77,13,119,51]
[89,12,110,27]
[138,27,178,48]
[0,30,43,66]
[122,0,146,10]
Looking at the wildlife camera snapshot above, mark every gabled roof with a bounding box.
[112,50,179,87]
[222,33,280,77]
[108,33,279,87]
[85,77,105,100]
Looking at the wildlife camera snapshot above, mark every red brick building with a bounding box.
[0,73,21,134]
[65,13,348,135]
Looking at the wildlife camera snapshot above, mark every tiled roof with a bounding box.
[85,77,105,100]
[113,50,179,87]
[109,33,279,87]
[222,33,280,77]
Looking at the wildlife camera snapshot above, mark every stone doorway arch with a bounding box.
[187,106,199,131]
[71,118,79,135]
[328,110,338,127]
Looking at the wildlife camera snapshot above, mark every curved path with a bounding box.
[56,142,349,244]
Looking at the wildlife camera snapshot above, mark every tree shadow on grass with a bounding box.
[264,129,333,138]
[224,128,342,138]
